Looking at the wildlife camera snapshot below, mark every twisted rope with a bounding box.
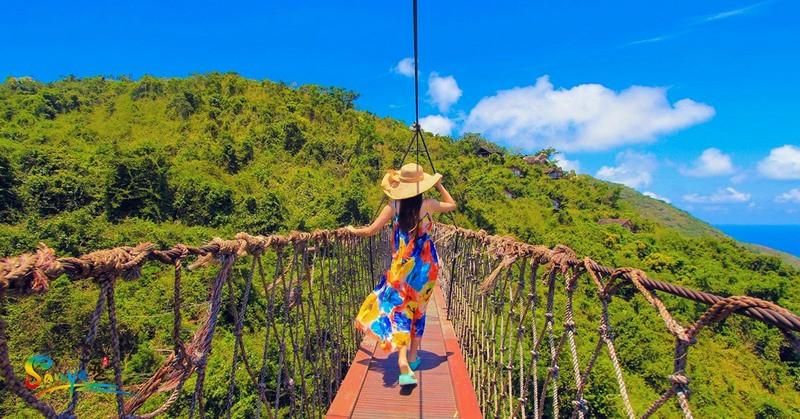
[0,224,798,418]
[431,223,799,419]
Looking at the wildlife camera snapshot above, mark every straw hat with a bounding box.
[381,163,442,200]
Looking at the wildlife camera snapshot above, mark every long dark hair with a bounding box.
[397,193,423,234]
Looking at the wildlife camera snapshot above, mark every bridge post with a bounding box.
[446,233,460,320]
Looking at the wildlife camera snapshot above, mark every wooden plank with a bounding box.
[325,335,379,418]
[419,296,459,418]
[434,285,482,418]
[327,285,482,418]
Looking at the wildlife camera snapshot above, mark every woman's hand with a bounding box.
[431,176,457,213]
[347,204,393,238]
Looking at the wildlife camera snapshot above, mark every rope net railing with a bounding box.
[0,229,390,418]
[432,224,800,419]
[1,224,799,418]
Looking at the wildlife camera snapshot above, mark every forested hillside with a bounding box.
[1,74,798,417]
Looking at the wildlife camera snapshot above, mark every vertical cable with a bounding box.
[413,0,421,166]
[413,0,420,127]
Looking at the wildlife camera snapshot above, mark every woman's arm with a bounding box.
[346,203,394,237]
[426,180,457,214]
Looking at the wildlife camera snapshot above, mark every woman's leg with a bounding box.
[398,345,410,374]
[408,336,421,362]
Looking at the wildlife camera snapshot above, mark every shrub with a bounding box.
[240,191,285,235]
[0,153,20,222]
[172,176,235,226]
[22,171,94,216]
[643,252,679,273]
[282,120,306,154]
[104,147,172,222]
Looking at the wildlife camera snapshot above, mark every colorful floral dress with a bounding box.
[355,204,439,351]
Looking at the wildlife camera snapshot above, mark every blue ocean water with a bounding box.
[715,225,800,257]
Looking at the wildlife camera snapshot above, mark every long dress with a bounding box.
[355,204,439,351]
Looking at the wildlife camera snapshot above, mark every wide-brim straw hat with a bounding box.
[381,163,442,200]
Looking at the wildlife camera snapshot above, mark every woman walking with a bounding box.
[347,163,456,386]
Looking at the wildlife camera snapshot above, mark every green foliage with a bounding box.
[171,174,234,226]
[643,252,681,273]
[104,146,172,222]
[130,76,165,100]
[240,191,285,235]
[0,74,798,417]
[281,120,306,154]
[0,152,20,222]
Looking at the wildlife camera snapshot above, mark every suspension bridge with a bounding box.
[1,223,798,418]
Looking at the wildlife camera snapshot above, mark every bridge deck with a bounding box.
[327,286,481,418]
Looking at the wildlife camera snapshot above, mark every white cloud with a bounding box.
[626,34,674,46]
[643,191,671,204]
[596,150,657,189]
[419,115,455,136]
[464,75,714,152]
[683,187,751,204]
[757,145,800,180]
[703,2,768,22]
[553,153,580,172]
[393,57,415,77]
[428,72,462,112]
[730,172,748,184]
[681,148,735,177]
[776,188,800,204]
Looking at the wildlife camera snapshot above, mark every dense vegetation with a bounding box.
[0,74,798,417]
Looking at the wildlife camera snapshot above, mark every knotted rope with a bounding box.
[1,224,798,418]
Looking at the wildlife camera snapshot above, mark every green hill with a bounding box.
[1,74,798,417]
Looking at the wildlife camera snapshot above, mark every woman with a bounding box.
[347,163,456,386]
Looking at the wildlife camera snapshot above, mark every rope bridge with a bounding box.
[433,224,800,418]
[0,225,798,418]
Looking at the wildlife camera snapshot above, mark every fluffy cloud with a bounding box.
[393,57,415,77]
[419,115,455,136]
[553,153,580,172]
[757,145,800,180]
[428,72,462,112]
[464,75,715,152]
[683,187,751,204]
[596,150,657,189]
[643,191,671,203]
[681,148,734,177]
[776,188,800,203]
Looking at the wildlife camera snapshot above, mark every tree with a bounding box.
[282,121,306,154]
[240,192,285,234]
[172,176,234,226]
[23,171,93,216]
[104,147,172,221]
[0,153,20,222]
[130,76,165,100]
[168,91,201,120]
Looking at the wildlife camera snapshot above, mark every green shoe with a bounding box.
[409,358,422,371]
[399,372,417,386]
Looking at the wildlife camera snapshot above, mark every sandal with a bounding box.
[399,372,417,386]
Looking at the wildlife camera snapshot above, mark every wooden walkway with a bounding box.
[326,286,481,418]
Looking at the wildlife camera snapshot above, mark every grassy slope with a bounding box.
[618,188,721,237]
[0,74,798,417]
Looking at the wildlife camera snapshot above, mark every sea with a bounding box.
[715,225,800,257]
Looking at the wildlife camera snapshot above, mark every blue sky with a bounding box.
[3,0,799,224]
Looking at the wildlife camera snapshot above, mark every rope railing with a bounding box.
[0,228,391,418]
[1,223,798,417]
[432,223,800,418]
